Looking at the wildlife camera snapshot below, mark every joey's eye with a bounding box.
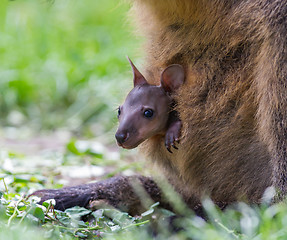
[143,109,154,118]
[117,107,121,117]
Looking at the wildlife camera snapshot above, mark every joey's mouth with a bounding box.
[117,140,142,149]
[121,144,139,149]
[116,137,146,149]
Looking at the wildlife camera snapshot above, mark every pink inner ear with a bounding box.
[127,57,148,87]
[160,64,185,93]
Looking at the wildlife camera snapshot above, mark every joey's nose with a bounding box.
[115,132,128,145]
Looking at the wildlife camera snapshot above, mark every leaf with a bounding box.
[110,225,121,232]
[25,213,40,224]
[76,220,88,228]
[75,231,88,238]
[30,206,45,222]
[141,202,160,217]
[102,209,134,227]
[65,206,91,219]
[56,216,72,226]
[42,199,56,208]
[66,140,83,156]
[91,209,104,220]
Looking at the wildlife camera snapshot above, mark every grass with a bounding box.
[2,143,287,240]
[1,0,287,239]
[2,150,287,240]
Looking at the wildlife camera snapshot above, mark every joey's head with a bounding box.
[115,58,184,149]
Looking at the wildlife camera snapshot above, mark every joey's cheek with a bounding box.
[137,123,159,140]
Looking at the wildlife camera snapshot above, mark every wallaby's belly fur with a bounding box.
[135,0,287,204]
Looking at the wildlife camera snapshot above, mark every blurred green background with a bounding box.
[0,0,140,138]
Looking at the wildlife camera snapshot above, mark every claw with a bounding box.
[167,147,173,153]
[172,144,178,150]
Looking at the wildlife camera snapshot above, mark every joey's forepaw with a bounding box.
[165,136,180,153]
[165,121,182,153]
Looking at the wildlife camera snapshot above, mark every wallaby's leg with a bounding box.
[32,176,163,215]
[32,175,230,217]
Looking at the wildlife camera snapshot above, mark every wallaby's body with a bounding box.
[129,0,285,204]
[34,0,287,215]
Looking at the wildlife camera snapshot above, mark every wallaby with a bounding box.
[115,58,184,153]
[33,0,287,217]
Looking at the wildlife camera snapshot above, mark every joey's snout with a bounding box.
[115,122,144,149]
[115,129,139,149]
[115,131,128,145]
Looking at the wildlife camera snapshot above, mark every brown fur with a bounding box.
[33,0,287,215]
[133,0,287,204]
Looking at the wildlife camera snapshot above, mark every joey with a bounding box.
[115,58,184,153]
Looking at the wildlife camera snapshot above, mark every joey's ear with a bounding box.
[160,64,185,93]
[127,57,147,87]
